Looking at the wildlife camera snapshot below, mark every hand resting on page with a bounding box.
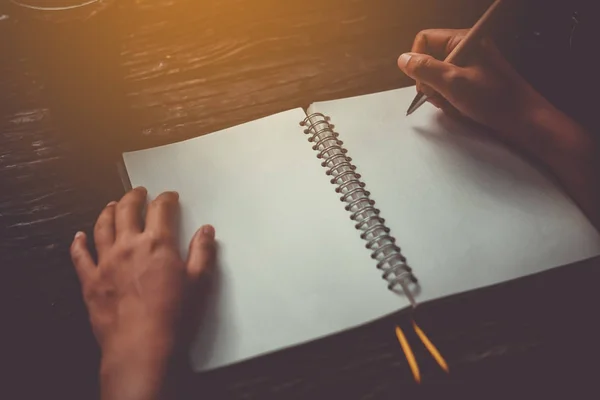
[70,187,216,400]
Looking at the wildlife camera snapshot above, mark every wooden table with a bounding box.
[2,0,600,398]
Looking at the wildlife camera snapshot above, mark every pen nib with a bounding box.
[405,94,427,117]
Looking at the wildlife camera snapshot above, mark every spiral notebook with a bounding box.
[121,86,600,371]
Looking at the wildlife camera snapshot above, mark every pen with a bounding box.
[406,0,505,116]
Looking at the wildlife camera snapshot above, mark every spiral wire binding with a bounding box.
[300,113,418,307]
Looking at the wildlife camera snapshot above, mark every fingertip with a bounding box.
[152,191,180,206]
[398,53,413,70]
[189,225,216,254]
[71,231,86,252]
[134,186,147,195]
[72,231,86,247]
[200,224,215,239]
[71,231,92,262]
[70,231,95,284]
[398,52,437,81]
[187,225,217,279]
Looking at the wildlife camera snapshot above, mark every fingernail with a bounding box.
[134,186,147,194]
[75,231,84,239]
[106,201,117,207]
[398,53,412,68]
[169,191,179,200]
[201,225,215,239]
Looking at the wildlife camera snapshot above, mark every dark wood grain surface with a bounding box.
[2,0,600,399]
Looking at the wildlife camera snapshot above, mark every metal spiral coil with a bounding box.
[300,113,418,307]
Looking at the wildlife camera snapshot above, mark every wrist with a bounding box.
[513,97,600,229]
[509,96,595,164]
[99,334,179,400]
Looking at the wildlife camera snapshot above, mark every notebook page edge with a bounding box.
[122,108,307,159]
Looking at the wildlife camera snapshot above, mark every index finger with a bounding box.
[412,29,469,60]
[115,187,147,236]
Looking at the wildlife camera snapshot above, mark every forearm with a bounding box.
[516,102,600,231]
[100,338,175,400]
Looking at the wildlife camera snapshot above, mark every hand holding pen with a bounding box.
[404,0,505,115]
[397,28,546,149]
[397,27,600,231]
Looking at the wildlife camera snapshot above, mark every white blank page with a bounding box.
[123,109,404,371]
[310,87,600,305]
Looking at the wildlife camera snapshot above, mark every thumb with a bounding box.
[398,52,464,98]
[70,231,95,288]
[186,224,217,281]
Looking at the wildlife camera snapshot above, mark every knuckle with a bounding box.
[84,284,116,303]
[115,244,134,260]
[197,238,216,256]
[98,204,115,219]
[149,196,173,212]
[446,36,462,54]
[94,218,111,235]
[119,189,145,207]
[411,56,431,74]
[70,244,84,261]
[146,232,173,250]
[98,286,117,299]
[82,285,97,302]
[98,266,113,280]
[149,193,179,215]
[444,70,468,91]
[148,235,164,250]
[418,29,435,38]
[115,199,130,212]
